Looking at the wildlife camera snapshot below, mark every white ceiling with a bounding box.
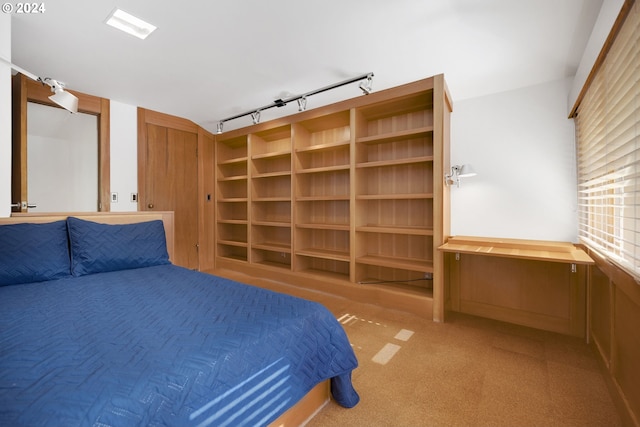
[11,0,603,133]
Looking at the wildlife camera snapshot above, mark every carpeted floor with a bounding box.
[215,270,621,427]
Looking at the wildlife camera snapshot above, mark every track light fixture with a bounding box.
[445,164,477,187]
[297,96,307,112]
[215,72,374,133]
[359,74,373,95]
[45,78,79,113]
[0,56,79,113]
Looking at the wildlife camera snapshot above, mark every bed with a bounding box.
[0,212,359,427]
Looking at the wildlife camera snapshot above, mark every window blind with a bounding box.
[575,0,639,278]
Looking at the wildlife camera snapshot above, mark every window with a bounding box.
[575,0,639,278]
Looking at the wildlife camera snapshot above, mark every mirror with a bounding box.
[27,102,98,212]
[11,74,110,213]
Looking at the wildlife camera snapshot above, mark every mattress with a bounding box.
[0,264,359,426]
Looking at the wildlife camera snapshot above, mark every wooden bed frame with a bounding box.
[1,211,330,426]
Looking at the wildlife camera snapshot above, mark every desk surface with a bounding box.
[438,236,594,264]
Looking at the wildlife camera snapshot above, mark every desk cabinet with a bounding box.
[440,236,594,337]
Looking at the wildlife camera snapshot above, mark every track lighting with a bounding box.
[215,72,374,133]
[44,78,79,113]
[359,75,373,95]
[0,56,79,113]
[445,164,477,187]
[297,96,307,112]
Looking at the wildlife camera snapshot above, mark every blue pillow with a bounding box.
[67,217,170,276]
[0,220,71,286]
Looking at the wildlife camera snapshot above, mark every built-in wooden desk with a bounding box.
[439,236,594,337]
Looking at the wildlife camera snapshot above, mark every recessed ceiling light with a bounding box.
[105,8,157,40]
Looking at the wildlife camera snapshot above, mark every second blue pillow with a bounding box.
[67,217,170,276]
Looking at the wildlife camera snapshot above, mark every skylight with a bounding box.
[105,8,157,40]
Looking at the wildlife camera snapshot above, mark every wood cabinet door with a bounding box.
[144,123,199,269]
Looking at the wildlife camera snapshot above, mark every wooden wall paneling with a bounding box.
[198,128,216,270]
[137,108,149,211]
[590,264,613,364]
[613,282,640,426]
[99,99,110,212]
[586,247,640,427]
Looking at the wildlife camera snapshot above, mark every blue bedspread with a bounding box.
[0,265,359,426]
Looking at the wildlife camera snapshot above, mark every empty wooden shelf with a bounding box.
[212,75,452,320]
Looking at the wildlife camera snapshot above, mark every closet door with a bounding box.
[143,123,199,269]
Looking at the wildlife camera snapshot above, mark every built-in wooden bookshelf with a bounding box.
[213,75,452,320]
[249,125,292,269]
[353,92,436,296]
[216,135,249,261]
[294,111,352,281]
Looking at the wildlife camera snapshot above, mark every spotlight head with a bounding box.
[49,90,79,114]
[359,75,373,95]
[445,164,476,187]
[251,110,261,124]
[216,122,223,134]
[297,97,307,112]
[40,77,78,113]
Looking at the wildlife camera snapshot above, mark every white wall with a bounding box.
[109,100,138,212]
[450,78,578,242]
[0,14,11,218]
[0,0,624,224]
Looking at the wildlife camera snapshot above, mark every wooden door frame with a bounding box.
[11,73,110,212]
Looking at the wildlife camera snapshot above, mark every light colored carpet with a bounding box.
[215,270,621,427]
